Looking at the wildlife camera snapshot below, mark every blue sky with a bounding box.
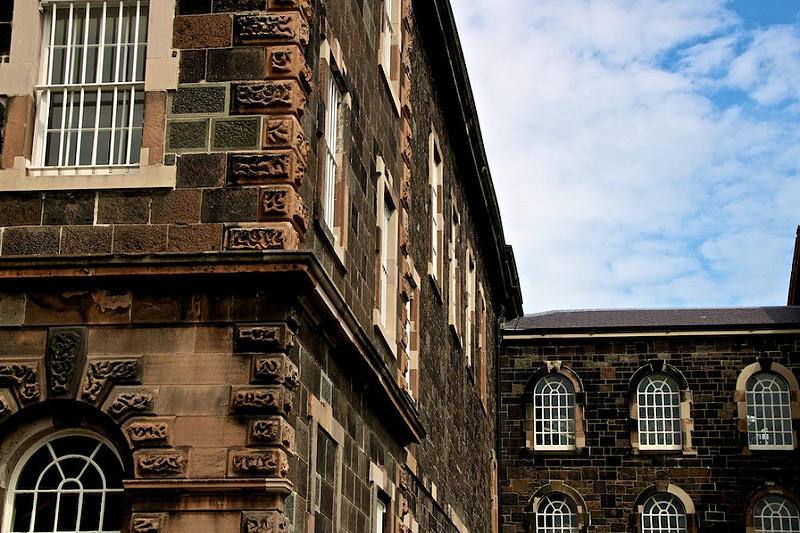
[450,0,800,313]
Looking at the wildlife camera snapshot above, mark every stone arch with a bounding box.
[744,485,800,532]
[633,483,697,532]
[523,362,586,451]
[524,481,590,532]
[735,361,800,451]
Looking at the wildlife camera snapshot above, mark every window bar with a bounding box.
[108,1,125,165]
[74,3,91,166]
[57,3,76,166]
[125,1,142,164]
[91,1,108,166]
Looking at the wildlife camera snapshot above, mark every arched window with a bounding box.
[747,372,793,450]
[641,493,686,533]
[533,375,576,450]
[754,495,800,533]
[536,492,579,533]
[6,433,124,533]
[637,374,682,450]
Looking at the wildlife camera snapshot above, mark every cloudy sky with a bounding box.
[450,0,800,313]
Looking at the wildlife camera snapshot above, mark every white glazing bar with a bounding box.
[91,2,108,165]
[57,3,76,165]
[109,85,118,165]
[125,2,141,163]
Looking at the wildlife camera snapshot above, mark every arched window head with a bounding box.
[754,495,800,533]
[533,375,576,450]
[638,374,682,450]
[536,492,579,533]
[641,493,686,533]
[747,372,793,450]
[5,433,124,533]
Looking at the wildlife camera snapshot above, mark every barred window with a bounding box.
[536,493,579,533]
[641,493,686,533]
[7,434,124,533]
[747,372,793,450]
[35,0,147,169]
[754,495,800,533]
[638,374,682,450]
[533,374,576,450]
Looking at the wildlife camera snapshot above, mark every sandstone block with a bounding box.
[173,14,232,49]
[223,222,299,251]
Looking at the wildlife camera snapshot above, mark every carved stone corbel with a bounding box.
[123,417,173,448]
[248,417,295,452]
[252,355,299,389]
[231,386,293,416]
[81,357,142,405]
[0,362,40,404]
[135,449,187,478]
[46,326,87,399]
[229,448,289,478]
[241,510,288,533]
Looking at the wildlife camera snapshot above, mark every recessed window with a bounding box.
[536,492,579,533]
[747,372,793,450]
[428,132,444,284]
[35,0,148,169]
[641,493,686,533]
[754,494,800,533]
[533,374,576,450]
[637,373,682,450]
[322,68,342,234]
[7,433,124,533]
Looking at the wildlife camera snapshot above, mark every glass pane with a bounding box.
[11,493,34,532]
[56,492,80,531]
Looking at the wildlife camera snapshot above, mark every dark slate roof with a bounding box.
[504,307,800,334]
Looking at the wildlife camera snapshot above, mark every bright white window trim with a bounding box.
[464,247,475,367]
[754,495,800,533]
[3,431,124,533]
[533,374,576,450]
[428,130,443,285]
[637,374,682,451]
[536,493,579,533]
[640,493,686,533]
[322,67,341,233]
[447,203,461,339]
[747,372,793,450]
[373,157,398,354]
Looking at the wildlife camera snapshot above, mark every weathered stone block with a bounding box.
[232,80,307,116]
[228,150,304,189]
[166,120,209,152]
[2,226,60,256]
[111,225,168,254]
[0,293,25,327]
[151,189,202,225]
[213,0,267,12]
[103,386,158,421]
[251,354,299,389]
[43,192,94,225]
[224,222,299,251]
[176,152,226,188]
[240,510,288,533]
[234,12,309,47]
[81,357,142,404]
[167,224,223,252]
[248,416,295,450]
[143,91,167,165]
[46,326,87,399]
[0,361,40,404]
[176,0,211,14]
[268,0,312,20]
[173,14,232,49]
[179,49,206,84]
[230,386,292,415]
[265,45,311,89]
[262,115,309,157]
[171,85,227,114]
[258,185,307,234]
[96,191,151,224]
[0,193,42,226]
[229,448,289,477]
[235,323,294,352]
[211,117,261,150]
[135,449,187,477]
[207,48,266,82]
[123,417,173,448]
[131,513,168,533]
[201,187,258,223]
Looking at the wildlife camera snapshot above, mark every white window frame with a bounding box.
[428,130,443,285]
[322,67,342,233]
[464,247,475,367]
[754,495,800,533]
[533,374,576,451]
[640,493,686,533]
[374,157,398,352]
[378,0,400,108]
[637,374,682,451]
[747,372,794,450]
[536,492,579,533]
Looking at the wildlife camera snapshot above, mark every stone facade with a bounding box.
[0,0,521,532]
[500,309,800,532]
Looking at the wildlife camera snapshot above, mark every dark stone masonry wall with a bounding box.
[501,334,800,532]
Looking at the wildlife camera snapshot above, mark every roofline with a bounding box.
[415,0,523,318]
[504,328,800,341]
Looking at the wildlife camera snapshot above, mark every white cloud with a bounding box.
[451,0,800,312]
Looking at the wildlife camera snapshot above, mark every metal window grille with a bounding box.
[36,0,147,169]
[637,374,682,450]
[9,434,124,533]
[533,375,576,450]
[323,72,341,231]
[641,494,686,533]
[536,493,579,533]
[747,373,793,450]
[754,495,800,533]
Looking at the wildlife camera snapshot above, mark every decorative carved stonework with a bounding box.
[136,450,186,477]
[268,0,313,20]
[131,513,167,533]
[231,387,293,415]
[81,358,141,404]
[0,363,40,403]
[235,323,294,353]
[258,185,307,235]
[229,151,304,189]
[235,13,309,47]
[232,81,307,117]
[225,223,300,251]
[266,46,312,90]
[248,417,295,451]
[124,417,172,447]
[241,510,288,533]
[46,327,87,398]
[252,355,299,389]
[105,388,155,420]
[230,449,289,478]
[263,115,309,159]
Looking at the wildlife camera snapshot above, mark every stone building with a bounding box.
[500,307,800,532]
[0,0,522,531]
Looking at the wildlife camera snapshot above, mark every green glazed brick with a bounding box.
[211,117,260,150]
[171,85,227,115]
[166,119,209,152]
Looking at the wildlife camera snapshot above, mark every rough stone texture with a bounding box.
[176,152,226,188]
[201,187,259,223]
[96,192,151,224]
[151,190,202,225]
[167,224,222,252]
[171,85,228,115]
[179,50,207,84]
[500,334,800,532]
[173,14,233,49]
[2,226,60,255]
[61,225,113,255]
[0,95,34,169]
[213,0,267,12]
[176,0,212,15]
[233,13,309,47]
[0,193,43,226]
[143,91,167,165]
[42,192,95,225]
[112,225,168,254]
[231,81,307,117]
[206,48,266,82]
[211,118,261,150]
[166,120,209,152]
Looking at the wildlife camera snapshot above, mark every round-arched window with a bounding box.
[747,372,793,450]
[754,494,800,533]
[637,374,682,450]
[533,375,576,450]
[536,492,579,533]
[641,493,686,533]
[6,433,124,533]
